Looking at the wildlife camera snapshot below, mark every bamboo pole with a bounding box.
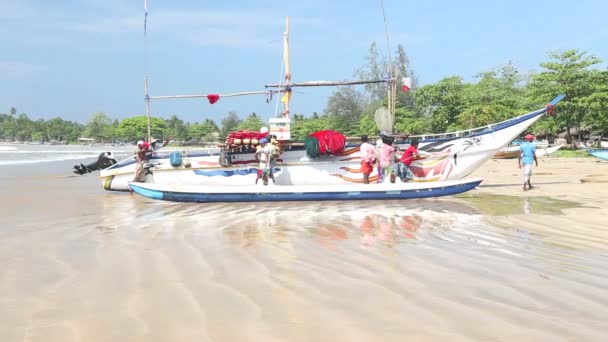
[144,77,151,141]
[149,91,268,100]
[282,16,291,118]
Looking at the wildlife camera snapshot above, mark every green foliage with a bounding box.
[324,87,365,135]
[3,47,607,145]
[117,116,167,142]
[84,112,112,141]
[355,42,385,101]
[236,112,264,131]
[291,114,330,140]
[165,115,188,143]
[220,111,241,138]
[416,76,469,132]
[528,49,603,142]
[189,118,220,143]
[393,107,430,135]
[357,113,378,136]
[584,69,608,135]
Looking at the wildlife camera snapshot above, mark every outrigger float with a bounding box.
[129,178,483,203]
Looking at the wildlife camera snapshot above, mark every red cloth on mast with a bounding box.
[207,94,220,104]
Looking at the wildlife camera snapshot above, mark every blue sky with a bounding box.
[1,0,607,124]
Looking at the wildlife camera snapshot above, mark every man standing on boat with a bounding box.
[518,134,538,191]
[396,140,419,182]
[360,135,376,184]
[133,140,151,183]
[255,138,276,185]
[150,136,172,152]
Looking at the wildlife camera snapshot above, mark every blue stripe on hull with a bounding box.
[130,180,481,203]
[130,185,165,200]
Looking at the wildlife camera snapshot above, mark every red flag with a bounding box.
[401,77,412,92]
[207,94,220,104]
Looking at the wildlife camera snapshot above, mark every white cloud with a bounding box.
[0,61,47,77]
[1,2,327,51]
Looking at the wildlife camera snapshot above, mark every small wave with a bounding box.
[0,146,18,151]
[0,150,130,154]
[0,154,114,166]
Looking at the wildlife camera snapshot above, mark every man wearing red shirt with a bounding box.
[397,140,419,182]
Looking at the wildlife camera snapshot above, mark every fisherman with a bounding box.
[360,135,376,184]
[375,131,387,183]
[518,133,538,191]
[255,138,275,185]
[132,140,151,184]
[396,139,419,182]
[379,135,396,183]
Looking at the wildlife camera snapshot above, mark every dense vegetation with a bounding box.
[1,47,606,144]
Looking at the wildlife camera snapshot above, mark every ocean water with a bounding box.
[0,144,133,166]
[0,148,607,341]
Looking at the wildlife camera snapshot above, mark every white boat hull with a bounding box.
[100,98,563,191]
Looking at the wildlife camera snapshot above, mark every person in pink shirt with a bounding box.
[379,135,396,183]
[396,139,419,182]
[359,135,376,184]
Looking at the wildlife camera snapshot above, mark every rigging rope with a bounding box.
[274,51,286,118]
[379,0,393,75]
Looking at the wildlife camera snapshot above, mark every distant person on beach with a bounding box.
[518,133,538,191]
[360,135,376,184]
[396,140,419,182]
[132,140,151,183]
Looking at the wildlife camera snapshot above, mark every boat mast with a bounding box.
[379,0,396,132]
[282,16,291,118]
[144,1,152,142]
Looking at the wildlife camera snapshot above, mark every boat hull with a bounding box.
[100,96,564,191]
[129,177,483,203]
[493,144,564,159]
[589,149,608,161]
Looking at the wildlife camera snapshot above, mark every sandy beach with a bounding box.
[1,154,607,341]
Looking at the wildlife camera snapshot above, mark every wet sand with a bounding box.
[1,157,607,341]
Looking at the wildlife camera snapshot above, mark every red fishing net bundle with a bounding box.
[305,130,346,157]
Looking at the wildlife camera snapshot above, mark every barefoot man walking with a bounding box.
[518,134,538,191]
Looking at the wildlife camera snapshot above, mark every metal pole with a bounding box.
[144,77,151,141]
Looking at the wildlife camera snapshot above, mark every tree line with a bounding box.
[1,46,606,144]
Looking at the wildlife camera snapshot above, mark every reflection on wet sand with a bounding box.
[215,199,479,248]
[2,160,608,341]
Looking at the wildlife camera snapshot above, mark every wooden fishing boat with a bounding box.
[129,177,483,203]
[85,6,565,193]
[99,95,564,191]
[493,144,565,159]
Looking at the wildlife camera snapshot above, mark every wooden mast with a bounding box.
[282,16,291,118]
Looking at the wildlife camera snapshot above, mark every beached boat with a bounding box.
[90,5,565,192]
[98,95,564,191]
[588,149,608,161]
[493,144,565,159]
[129,177,483,203]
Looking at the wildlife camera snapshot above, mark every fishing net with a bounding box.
[305,130,346,157]
[304,136,321,157]
[374,107,393,134]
